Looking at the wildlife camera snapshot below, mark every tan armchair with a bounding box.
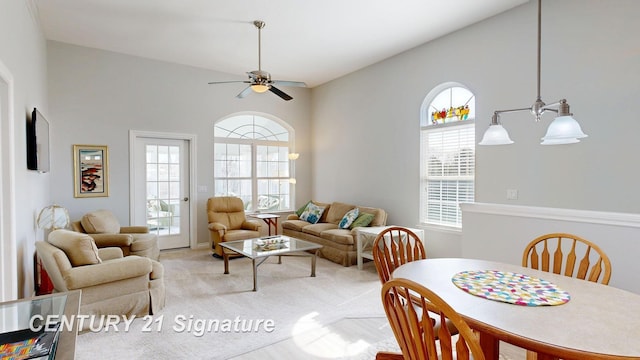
[71,209,159,260]
[208,197,261,257]
[35,229,165,323]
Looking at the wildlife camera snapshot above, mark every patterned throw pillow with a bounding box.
[339,208,359,229]
[295,200,312,217]
[300,203,326,224]
[349,213,375,229]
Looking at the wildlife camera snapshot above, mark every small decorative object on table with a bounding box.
[255,236,289,251]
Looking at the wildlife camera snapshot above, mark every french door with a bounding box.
[131,133,192,250]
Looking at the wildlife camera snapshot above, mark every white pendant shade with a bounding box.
[540,115,588,145]
[479,124,514,145]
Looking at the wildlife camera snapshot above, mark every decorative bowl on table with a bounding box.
[255,236,289,251]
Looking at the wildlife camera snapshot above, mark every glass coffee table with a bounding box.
[220,236,322,291]
[0,290,81,360]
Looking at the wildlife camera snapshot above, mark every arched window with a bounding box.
[420,84,475,228]
[214,113,295,212]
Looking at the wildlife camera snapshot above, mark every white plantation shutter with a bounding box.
[421,122,475,227]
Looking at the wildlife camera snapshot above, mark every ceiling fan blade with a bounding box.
[208,80,250,85]
[272,80,307,88]
[236,86,253,99]
[269,86,293,101]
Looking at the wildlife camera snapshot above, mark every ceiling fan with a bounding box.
[208,20,306,101]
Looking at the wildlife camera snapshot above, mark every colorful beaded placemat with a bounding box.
[451,270,570,306]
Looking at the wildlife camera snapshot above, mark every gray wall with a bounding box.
[0,0,49,298]
[311,0,640,256]
[462,203,640,293]
[47,41,312,247]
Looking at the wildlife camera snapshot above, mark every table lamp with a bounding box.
[36,204,70,231]
[35,205,69,296]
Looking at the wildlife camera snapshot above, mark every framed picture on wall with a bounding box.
[73,145,109,198]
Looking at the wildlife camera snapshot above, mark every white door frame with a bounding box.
[129,130,197,249]
[0,60,17,301]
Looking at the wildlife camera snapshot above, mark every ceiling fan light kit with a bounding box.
[479,0,588,146]
[208,20,306,101]
[251,84,269,93]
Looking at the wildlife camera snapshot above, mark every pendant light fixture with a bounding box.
[479,0,588,146]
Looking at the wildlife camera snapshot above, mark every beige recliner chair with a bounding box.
[208,197,261,257]
[71,209,159,260]
[35,229,165,322]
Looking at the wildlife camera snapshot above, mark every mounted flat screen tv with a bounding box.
[26,108,50,173]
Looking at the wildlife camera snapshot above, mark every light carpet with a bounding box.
[75,248,525,360]
[75,248,389,359]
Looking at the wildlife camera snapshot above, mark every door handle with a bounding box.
[183,197,189,202]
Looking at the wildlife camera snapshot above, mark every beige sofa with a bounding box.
[71,209,160,261]
[35,229,165,324]
[282,201,387,266]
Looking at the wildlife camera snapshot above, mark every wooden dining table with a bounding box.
[392,258,640,360]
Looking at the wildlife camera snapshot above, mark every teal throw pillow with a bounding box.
[349,212,375,229]
[339,208,359,229]
[295,200,312,217]
[300,203,325,224]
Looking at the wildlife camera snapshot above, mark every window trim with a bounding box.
[419,83,475,229]
[213,112,296,213]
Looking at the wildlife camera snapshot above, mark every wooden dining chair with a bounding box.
[372,225,459,351]
[372,226,426,285]
[522,233,612,360]
[522,232,612,285]
[378,278,485,360]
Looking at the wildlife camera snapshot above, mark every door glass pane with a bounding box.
[169,164,179,181]
[158,146,169,163]
[146,164,157,181]
[169,146,179,163]
[146,144,181,236]
[147,182,158,198]
[146,146,157,163]
[158,164,169,181]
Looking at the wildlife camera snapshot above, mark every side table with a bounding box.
[248,213,281,236]
[354,226,425,270]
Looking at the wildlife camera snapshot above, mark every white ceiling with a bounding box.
[35,0,528,88]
